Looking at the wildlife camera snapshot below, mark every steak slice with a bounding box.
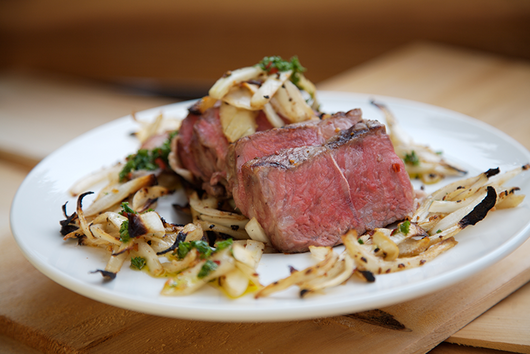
[241,119,414,253]
[177,112,202,179]
[177,107,230,197]
[227,109,362,214]
[243,146,359,252]
[329,120,415,232]
[175,104,361,199]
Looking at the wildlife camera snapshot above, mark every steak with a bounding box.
[174,105,413,253]
[177,107,230,197]
[177,106,362,199]
[227,109,362,214]
[240,119,414,253]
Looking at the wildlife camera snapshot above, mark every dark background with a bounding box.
[1,0,529,98]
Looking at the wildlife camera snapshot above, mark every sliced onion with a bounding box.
[219,102,258,142]
[262,103,284,128]
[245,217,269,243]
[250,70,292,109]
[219,268,249,298]
[270,80,315,123]
[209,66,263,100]
[222,86,256,111]
[84,174,157,217]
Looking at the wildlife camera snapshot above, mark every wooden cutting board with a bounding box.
[447,281,530,353]
[2,42,530,353]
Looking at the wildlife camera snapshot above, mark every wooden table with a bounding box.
[1,42,529,354]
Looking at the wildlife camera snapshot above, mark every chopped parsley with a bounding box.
[436,229,442,234]
[192,241,213,259]
[399,220,411,235]
[214,238,233,251]
[119,149,157,182]
[177,240,215,260]
[120,202,136,215]
[358,239,364,245]
[130,257,147,270]
[198,260,218,279]
[119,131,178,182]
[404,151,420,166]
[177,241,192,260]
[258,56,306,86]
[119,220,130,243]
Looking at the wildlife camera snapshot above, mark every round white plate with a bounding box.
[11,91,530,322]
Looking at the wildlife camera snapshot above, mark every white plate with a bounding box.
[11,91,530,322]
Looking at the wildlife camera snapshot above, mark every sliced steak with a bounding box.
[177,113,202,179]
[227,109,362,214]
[329,120,415,232]
[241,119,414,253]
[176,105,361,200]
[243,146,359,252]
[177,107,230,197]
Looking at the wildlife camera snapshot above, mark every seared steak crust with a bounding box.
[227,109,362,213]
[330,120,414,232]
[174,106,413,253]
[241,119,414,253]
[175,107,363,198]
[243,146,358,252]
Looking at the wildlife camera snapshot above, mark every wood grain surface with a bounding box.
[0,70,175,164]
[318,42,530,152]
[2,42,530,353]
[447,281,530,353]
